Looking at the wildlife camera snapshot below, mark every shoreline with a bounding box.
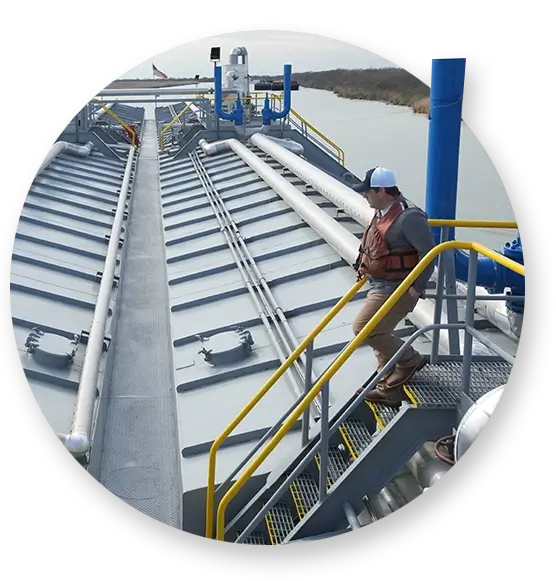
[259,68,431,116]
[312,87,430,116]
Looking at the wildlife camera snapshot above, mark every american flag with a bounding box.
[152,64,168,79]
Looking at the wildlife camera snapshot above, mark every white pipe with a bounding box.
[263,135,304,155]
[39,142,67,172]
[249,133,520,349]
[234,125,271,138]
[250,133,374,226]
[425,266,520,346]
[92,102,113,123]
[188,103,202,127]
[233,128,303,153]
[59,146,136,456]
[200,139,232,156]
[457,282,521,341]
[39,141,95,173]
[408,293,492,355]
[199,138,359,265]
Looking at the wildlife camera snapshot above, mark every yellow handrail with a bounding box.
[159,102,194,152]
[428,219,517,229]
[205,218,519,538]
[204,277,366,538]
[272,94,345,166]
[92,98,136,147]
[213,240,524,540]
[294,108,345,165]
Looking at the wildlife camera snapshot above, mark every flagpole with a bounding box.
[153,64,158,108]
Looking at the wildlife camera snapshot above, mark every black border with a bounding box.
[6,23,555,579]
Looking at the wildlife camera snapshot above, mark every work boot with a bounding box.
[385,355,427,388]
[355,381,386,399]
[375,365,393,382]
[363,383,405,406]
[354,366,392,400]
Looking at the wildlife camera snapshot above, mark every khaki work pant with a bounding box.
[352,290,420,371]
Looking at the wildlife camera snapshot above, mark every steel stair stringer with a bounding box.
[224,473,275,538]
[282,405,457,542]
[223,387,378,539]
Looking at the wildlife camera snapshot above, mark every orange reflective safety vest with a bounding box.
[355,200,420,281]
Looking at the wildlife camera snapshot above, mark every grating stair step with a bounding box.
[338,417,374,461]
[315,448,351,489]
[289,473,320,519]
[264,504,297,545]
[233,358,512,544]
[367,359,513,430]
[238,530,268,545]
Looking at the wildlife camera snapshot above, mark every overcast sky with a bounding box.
[121,30,397,78]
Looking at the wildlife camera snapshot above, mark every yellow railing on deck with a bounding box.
[159,102,194,152]
[271,94,345,166]
[208,235,524,541]
[92,98,136,147]
[428,219,517,229]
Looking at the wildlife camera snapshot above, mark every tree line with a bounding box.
[255,68,431,114]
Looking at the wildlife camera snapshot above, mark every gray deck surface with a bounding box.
[98,119,181,528]
[10,147,128,434]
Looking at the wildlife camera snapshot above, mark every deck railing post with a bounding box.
[431,225,450,363]
[301,341,313,447]
[462,250,478,394]
[444,249,461,354]
[318,381,330,502]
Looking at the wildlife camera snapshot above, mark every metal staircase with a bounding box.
[203,233,522,543]
[152,93,523,544]
[225,357,512,544]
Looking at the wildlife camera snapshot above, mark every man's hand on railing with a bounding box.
[356,266,370,281]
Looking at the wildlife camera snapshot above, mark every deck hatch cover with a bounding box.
[25,327,79,369]
[198,328,254,365]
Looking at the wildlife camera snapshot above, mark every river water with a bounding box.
[288,87,517,250]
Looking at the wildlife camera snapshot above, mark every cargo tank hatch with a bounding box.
[198,328,254,365]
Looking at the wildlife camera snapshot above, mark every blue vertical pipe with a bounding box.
[425,58,466,244]
[262,64,292,125]
[271,64,292,120]
[262,93,271,124]
[424,58,524,304]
